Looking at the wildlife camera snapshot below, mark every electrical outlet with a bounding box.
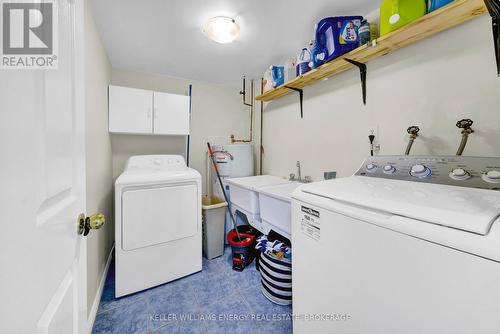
[368,125,378,137]
[368,125,380,154]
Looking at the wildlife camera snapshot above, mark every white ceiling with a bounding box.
[90,0,377,87]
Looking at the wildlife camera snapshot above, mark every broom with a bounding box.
[207,142,242,242]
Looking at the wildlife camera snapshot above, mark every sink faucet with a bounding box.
[296,161,301,181]
[290,161,312,183]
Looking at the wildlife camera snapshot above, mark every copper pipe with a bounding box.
[240,76,253,107]
[231,79,254,143]
[259,77,264,175]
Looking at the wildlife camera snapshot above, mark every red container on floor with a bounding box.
[227,228,257,271]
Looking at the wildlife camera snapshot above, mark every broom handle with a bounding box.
[207,142,242,242]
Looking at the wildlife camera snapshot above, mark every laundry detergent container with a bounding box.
[428,0,454,12]
[315,16,363,62]
[380,0,427,36]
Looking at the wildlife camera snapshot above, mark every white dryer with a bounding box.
[292,155,500,334]
[115,155,201,297]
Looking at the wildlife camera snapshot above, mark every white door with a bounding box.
[153,91,190,135]
[0,1,90,333]
[109,85,153,134]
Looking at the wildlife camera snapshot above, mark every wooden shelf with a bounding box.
[256,0,487,102]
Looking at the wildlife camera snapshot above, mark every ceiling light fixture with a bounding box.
[202,16,240,44]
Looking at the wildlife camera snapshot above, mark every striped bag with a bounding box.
[255,235,292,305]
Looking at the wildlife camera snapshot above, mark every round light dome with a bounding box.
[203,16,240,44]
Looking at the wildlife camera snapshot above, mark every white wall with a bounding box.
[258,16,500,180]
[84,0,113,316]
[110,69,250,193]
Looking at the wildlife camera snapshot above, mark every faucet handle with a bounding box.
[289,173,296,181]
[456,119,473,130]
[304,176,313,183]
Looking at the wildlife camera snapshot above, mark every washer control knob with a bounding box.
[383,165,396,174]
[482,170,500,183]
[449,168,471,181]
[366,163,377,172]
[487,170,500,179]
[410,164,431,178]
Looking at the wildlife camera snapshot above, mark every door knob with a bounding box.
[77,213,105,236]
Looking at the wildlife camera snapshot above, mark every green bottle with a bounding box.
[379,0,427,36]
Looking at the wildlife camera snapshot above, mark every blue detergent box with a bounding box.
[316,16,363,62]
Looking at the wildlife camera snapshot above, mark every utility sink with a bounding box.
[225,175,289,233]
[258,182,302,239]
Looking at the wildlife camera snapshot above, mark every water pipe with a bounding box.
[456,119,474,156]
[231,77,254,144]
[405,126,420,155]
[259,78,264,175]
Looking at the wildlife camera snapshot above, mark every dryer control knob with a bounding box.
[410,164,431,178]
[482,170,500,183]
[449,168,471,181]
[383,165,396,174]
[366,164,377,172]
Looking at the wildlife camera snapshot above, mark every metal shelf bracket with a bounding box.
[284,86,304,118]
[484,0,500,76]
[344,58,367,105]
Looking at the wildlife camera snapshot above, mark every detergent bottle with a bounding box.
[315,16,363,62]
[271,66,284,88]
[309,34,327,69]
[296,47,312,76]
[263,68,274,92]
[380,0,427,36]
[428,0,453,12]
[263,66,285,89]
[358,19,371,46]
[284,57,297,82]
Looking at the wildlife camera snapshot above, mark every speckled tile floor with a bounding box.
[92,247,292,334]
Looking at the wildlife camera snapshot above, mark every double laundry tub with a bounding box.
[225,175,301,240]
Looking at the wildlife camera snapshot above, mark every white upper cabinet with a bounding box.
[108,85,190,135]
[109,85,153,134]
[153,91,190,135]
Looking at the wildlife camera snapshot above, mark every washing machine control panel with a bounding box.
[355,155,500,190]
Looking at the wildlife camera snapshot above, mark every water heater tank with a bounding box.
[212,144,254,178]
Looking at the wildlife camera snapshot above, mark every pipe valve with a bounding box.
[405,125,420,155]
[456,119,474,156]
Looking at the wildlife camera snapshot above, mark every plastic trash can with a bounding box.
[202,196,227,260]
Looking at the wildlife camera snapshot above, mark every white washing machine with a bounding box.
[292,155,500,334]
[115,155,201,297]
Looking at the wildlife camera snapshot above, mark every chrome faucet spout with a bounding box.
[296,161,302,182]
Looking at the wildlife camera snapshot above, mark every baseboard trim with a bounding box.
[87,244,114,334]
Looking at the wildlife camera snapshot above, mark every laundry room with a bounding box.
[1,0,500,334]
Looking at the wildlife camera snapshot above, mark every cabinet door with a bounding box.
[109,85,153,134]
[153,91,190,135]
